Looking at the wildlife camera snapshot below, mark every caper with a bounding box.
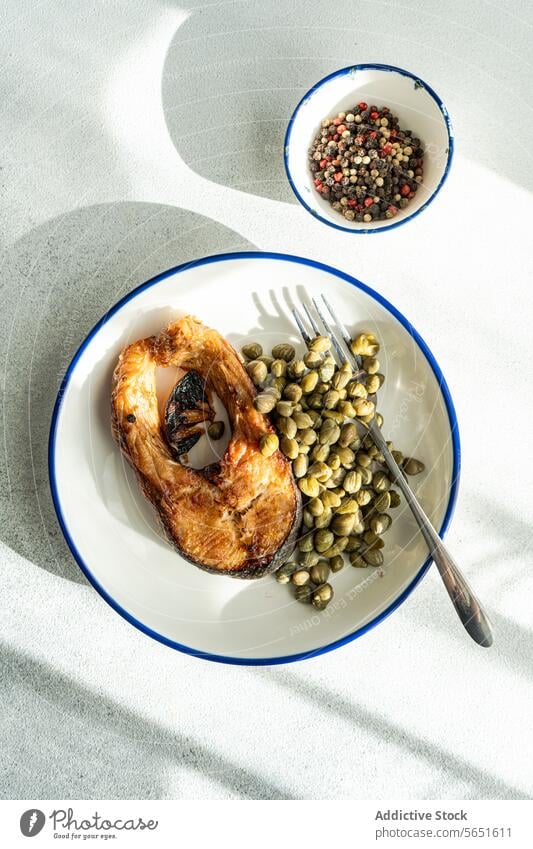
[363,547,384,567]
[332,369,352,390]
[303,508,314,528]
[264,385,281,399]
[354,398,375,417]
[308,497,324,517]
[283,383,302,403]
[336,498,359,515]
[259,433,278,456]
[374,492,391,513]
[348,436,362,452]
[247,360,268,385]
[315,381,329,395]
[345,536,361,552]
[319,361,335,382]
[308,461,331,483]
[242,342,262,360]
[312,583,333,610]
[307,335,330,353]
[343,470,362,494]
[293,454,308,479]
[288,359,305,378]
[271,358,287,378]
[292,411,312,429]
[347,380,368,399]
[294,583,315,603]
[207,420,225,440]
[312,443,330,463]
[298,533,315,552]
[338,423,357,447]
[370,514,392,535]
[403,457,425,475]
[258,355,274,368]
[276,400,293,418]
[314,529,334,553]
[307,393,323,409]
[299,476,320,498]
[367,444,380,459]
[329,468,345,486]
[310,562,330,585]
[271,342,295,362]
[358,466,373,485]
[322,410,345,425]
[328,453,341,471]
[389,490,401,508]
[330,555,345,573]
[356,489,373,507]
[271,376,287,393]
[277,416,297,439]
[366,374,381,395]
[335,446,355,468]
[314,507,332,529]
[254,393,277,414]
[350,332,379,357]
[303,350,322,368]
[299,551,320,568]
[363,534,384,549]
[349,553,366,568]
[338,400,356,418]
[331,513,356,537]
[321,490,341,509]
[360,355,378,374]
[352,515,365,534]
[280,436,299,459]
[323,389,340,409]
[307,409,322,428]
[356,452,372,468]
[301,370,319,394]
[275,561,298,584]
[322,537,348,558]
[298,444,311,455]
[301,428,319,446]
[319,419,340,445]
[373,471,391,492]
[291,569,311,587]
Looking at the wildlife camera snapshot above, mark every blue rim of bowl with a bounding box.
[49,251,460,665]
[283,63,454,234]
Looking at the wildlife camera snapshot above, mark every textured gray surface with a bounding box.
[1,0,533,800]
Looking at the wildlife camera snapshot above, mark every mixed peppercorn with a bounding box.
[308,102,424,223]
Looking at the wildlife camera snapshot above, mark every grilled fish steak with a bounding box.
[111,315,301,578]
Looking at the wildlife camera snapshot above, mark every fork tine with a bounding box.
[310,297,349,365]
[291,307,312,345]
[301,302,321,337]
[321,294,357,355]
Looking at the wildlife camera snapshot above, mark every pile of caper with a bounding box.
[241,334,425,612]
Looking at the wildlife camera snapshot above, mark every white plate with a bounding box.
[285,64,453,233]
[49,252,459,664]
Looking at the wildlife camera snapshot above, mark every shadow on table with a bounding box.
[0,202,255,585]
[0,640,291,800]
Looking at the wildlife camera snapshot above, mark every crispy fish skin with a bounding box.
[111,315,301,578]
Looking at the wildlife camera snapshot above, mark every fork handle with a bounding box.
[368,421,493,647]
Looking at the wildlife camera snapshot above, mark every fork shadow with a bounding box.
[0,641,292,800]
[0,202,255,584]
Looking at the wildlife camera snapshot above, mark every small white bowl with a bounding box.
[284,64,453,234]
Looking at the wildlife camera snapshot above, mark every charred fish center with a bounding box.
[164,369,214,457]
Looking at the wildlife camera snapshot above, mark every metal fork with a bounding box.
[292,295,493,648]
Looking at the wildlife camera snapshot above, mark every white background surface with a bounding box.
[1,0,532,799]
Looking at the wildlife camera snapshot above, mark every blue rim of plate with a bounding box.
[283,63,454,234]
[49,251,460,666]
